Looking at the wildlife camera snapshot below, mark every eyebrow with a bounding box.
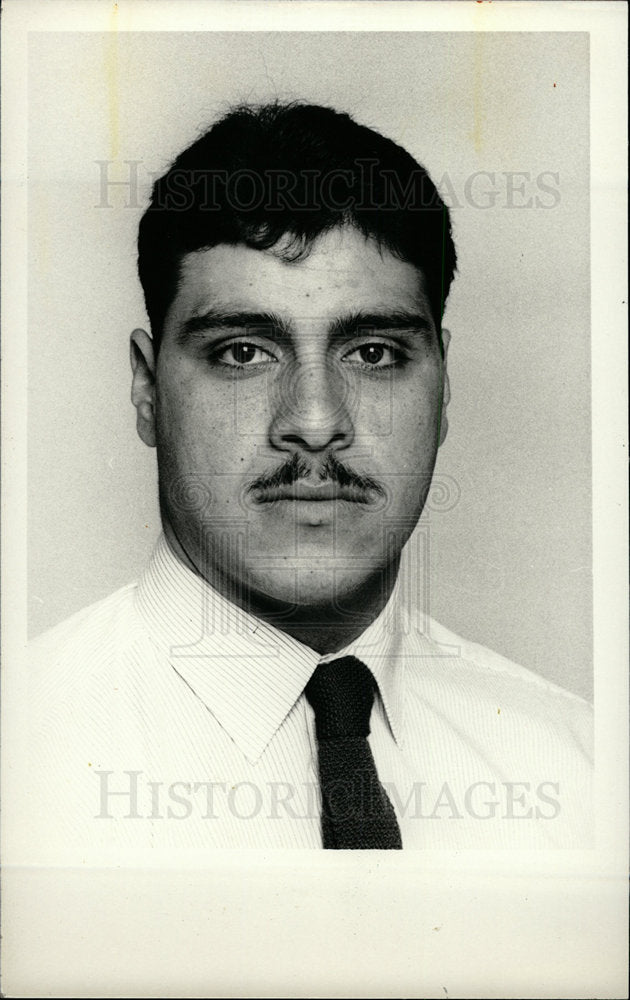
[329,311,432,338]
[176,307,432,345]
[176,310,293,344]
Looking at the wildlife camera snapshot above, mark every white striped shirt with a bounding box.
[25,534,593,853]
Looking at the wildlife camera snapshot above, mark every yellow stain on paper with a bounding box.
[105,3,120,159]
[471,31,486,154]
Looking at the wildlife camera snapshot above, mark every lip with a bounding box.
[252,481,376,504]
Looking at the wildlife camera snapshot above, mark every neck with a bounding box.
[162,523,400,655]
[242,566,400,655]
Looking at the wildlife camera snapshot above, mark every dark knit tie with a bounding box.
[305,656,402,849]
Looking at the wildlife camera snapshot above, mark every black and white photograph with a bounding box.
[1,1,627,996]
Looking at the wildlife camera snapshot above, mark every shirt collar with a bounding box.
[318,592,407,748]
[134,534,406,762]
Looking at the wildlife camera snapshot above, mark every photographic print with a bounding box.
[2,2,627,997]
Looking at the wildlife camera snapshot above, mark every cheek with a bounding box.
[158,364,276,460]
[156,376,238,464]
[365,379,441,455]
[369,383,442,516]
[354,380,396,438]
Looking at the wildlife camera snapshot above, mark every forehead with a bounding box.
[166,226,432,330]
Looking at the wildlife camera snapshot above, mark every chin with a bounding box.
[244,563,386,614]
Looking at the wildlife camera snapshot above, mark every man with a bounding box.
[27,102,592,851]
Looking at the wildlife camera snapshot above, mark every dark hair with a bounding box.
[138,101,457,347]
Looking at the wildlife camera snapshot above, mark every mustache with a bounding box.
[247,453,384,497]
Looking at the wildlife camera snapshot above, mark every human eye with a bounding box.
[341,340,407,370]
[210,340,280,369]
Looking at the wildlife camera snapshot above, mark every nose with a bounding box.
[268,358,355,454]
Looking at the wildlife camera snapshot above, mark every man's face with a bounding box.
[131,225,449,614]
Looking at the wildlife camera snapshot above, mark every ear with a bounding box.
[438,327,451,447]
[130,328,157,448]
